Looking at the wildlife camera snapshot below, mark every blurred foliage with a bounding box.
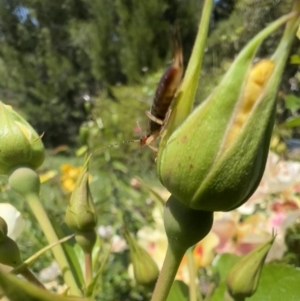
[0,0,298,150]
[0,0,203,146]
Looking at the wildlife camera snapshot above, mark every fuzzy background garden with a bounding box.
[1,1,300,301]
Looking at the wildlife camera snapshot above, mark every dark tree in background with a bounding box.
[0,0,202,146]
[0,0,296,146]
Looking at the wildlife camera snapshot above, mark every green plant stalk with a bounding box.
[25,193,81,296]
[21,267,45,290]
[160,0,214,147]
[84,252,92,286]
[150,245,184,301]
[187,248,203,301]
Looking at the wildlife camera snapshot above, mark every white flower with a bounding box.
[0,203,24,240]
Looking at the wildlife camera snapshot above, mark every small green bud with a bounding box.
[125,229,159,287]
[0,101,45,175]
[157,13,299,211]
[0,236,23,267]
[164,195,213,253]
[226,237,274,299]
[65,161,97,232]
[9,167,40,197]
[0,217,8,242]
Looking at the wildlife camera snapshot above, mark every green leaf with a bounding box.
[210,282,227,301]
[0,268,88,301]
[284,94,300,112]
[212,253,240,282]
[290,54,300,64]
[166,280,189,301]
[112,161,128,173]
[210,263,300,301]
[248,264,300,301]
[51,220,84,288]
[12,235,74,275]
[285,116,300,128]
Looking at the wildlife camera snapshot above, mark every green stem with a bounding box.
[150,245,184,301]
[84,252,92,286]
[160,0,214,147]
[26,193,81,296]
[187,248,203,301]
[20,267,45,290]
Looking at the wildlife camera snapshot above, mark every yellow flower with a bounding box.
[60,164,84,193]
[39,170,57,184]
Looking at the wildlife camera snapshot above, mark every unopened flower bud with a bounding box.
[226,237,274,299]
[9,167,40,198]
[0,101,45,175]
[65,160,97,233]
[125,229,159,287]
[0,217,8,242]
[226,237,275,299]
[0,235,23,267]
[157,13,299,211]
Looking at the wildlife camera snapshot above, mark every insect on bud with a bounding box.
[157,13,300,212]
[0,101,45,175]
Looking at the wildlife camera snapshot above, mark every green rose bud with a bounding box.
[0,101,45,175]
[0,235,23,267]
[0,217,8,242]
[65,160,97,232]
[226,237,274,299]
[157,13,299,211]
[124,229,159,288]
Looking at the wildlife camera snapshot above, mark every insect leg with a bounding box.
[145,111,164,125]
